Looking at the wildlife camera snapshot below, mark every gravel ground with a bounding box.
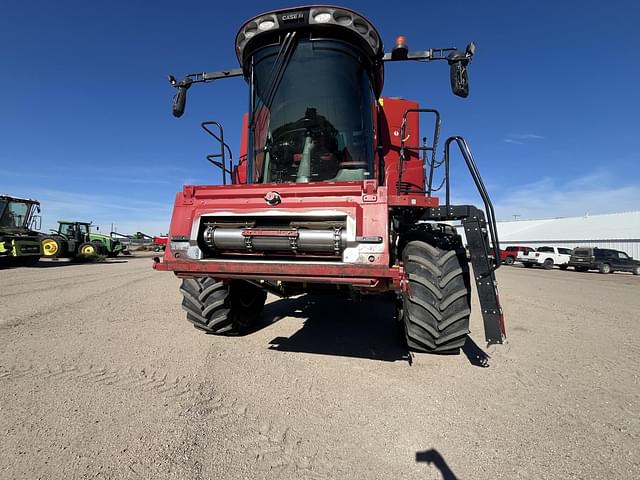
[0,255,638,479]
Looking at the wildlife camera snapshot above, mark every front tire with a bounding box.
[633,266,640,276]
[543,258,554,270]
[598,263,611,274]
[180,278,267,334]
[401,239,471,354]
[504,256,515,266]
[78,242,98,256]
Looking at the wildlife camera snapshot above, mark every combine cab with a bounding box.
[42,221,127,258]
[0,194,42,265]
[156,5,506,353]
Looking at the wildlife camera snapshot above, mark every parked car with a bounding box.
[517,246,572,270]
[500,246,535,266]
[569,247,640,275]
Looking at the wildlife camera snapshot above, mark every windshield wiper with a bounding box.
[250,31,298,134]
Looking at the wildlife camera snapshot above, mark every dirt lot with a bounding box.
[1,255,638,479]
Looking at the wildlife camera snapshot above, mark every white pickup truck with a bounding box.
[517,246,572,270]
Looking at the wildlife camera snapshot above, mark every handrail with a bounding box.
[398,109,441,194]
[201,121,233,185]
[444,136,500,267]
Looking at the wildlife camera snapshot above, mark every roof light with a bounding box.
[235,6,383,67]
[258,19,275,31]
[314,12,331,23]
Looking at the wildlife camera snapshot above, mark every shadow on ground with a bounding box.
[461,336,491,368]
[262,295,492,366]
[34,259,129,268]
[264,294,411,363]
[416,449,459,480]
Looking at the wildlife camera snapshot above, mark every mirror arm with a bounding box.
[169,68,243,87]
[382,47,463,62]
[168,68,243,118]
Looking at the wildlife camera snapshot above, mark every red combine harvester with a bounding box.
[155,5,506,353]
[152,235,168,252]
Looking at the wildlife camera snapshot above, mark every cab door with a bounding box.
[614,251,632,271]
[602,250,618,269]
[78,223,89,242]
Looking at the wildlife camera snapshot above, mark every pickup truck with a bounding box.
[517,246,573,270]
[500,246,535,266]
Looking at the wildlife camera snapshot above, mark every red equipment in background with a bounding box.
[152,235,168,252]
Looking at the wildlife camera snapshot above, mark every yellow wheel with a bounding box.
[41,237,61,257]
[79,243,96,256]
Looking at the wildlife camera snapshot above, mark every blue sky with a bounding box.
[1,0,639,234]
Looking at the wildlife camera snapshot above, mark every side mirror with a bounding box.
[448,43,475,98]
[171,76,192,118]
[466,41,476,57]
[30,215,41,231]
[448,52,469,98]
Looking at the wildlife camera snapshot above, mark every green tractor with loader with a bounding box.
[41,221,128,259]
[0,194,43,266]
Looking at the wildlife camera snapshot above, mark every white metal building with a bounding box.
[496,211,640,258]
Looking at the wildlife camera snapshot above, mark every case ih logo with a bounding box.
[264,191,282,206]
[281,11,305,23]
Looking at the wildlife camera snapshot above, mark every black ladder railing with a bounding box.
[398,109,441,194]
[419,136,505,345]
[201,121,234,185]
[443,136,500,266]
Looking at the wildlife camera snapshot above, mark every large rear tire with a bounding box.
[401,239,471,354]
[180,278,267,334]
[41,236,66,258]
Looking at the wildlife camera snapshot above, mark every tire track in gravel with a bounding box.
[0,271,157,330]
[0,363,194,399]
[0,361,338,478]
[0,269,151,299]
[182,382,341,479]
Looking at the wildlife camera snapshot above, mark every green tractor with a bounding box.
[41,221,128,258]
[0,194,43,266]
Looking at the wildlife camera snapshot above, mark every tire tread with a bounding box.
[402,235,471,354]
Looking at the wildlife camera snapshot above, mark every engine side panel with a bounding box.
[378,97,424,195]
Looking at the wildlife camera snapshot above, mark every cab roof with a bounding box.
[0,194,40,205]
